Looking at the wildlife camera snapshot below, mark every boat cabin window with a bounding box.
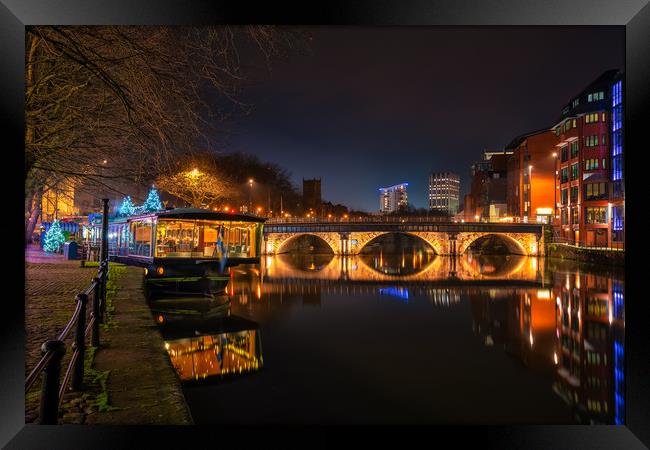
[155,219,260,259]
[108,223,130,257]
[129,219,153,257]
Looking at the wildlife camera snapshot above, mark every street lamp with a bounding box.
[552,152,558,225]
[528,164,533,221]
[248,178,254,213]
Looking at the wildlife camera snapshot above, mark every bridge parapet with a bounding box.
[263,221,544,235]
[263,221,545,257]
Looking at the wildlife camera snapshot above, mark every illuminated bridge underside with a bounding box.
[263,223,544,256]
[261,254,543,283]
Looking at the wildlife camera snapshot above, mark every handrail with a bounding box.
[265,216,549,225]
[549,236,625,252]
[25,259,109,424]
[25,349,55,393]
[56,299,83,343]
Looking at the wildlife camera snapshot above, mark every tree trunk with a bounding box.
[25,186,43,244]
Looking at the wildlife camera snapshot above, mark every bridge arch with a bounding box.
[457,232,537,256]
[268,232,338,255]
[351,231,444,255]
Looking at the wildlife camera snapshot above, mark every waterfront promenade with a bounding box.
[25,245,191,425]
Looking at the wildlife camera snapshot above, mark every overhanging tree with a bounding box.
[24,26,309,242]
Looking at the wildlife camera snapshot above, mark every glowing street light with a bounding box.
[248,178,254,212]
[552,152,558,223]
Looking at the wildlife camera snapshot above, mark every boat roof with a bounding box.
[108,208,266,223]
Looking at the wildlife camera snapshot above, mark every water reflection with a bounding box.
[262,253,542,283]
[217,254,624,424]
[551,273,625,424]
[149,251,623,424]
[148,291,263,383]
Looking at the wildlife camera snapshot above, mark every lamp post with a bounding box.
[528,164,533,221]
[248,178,254,213]
[552,152,558,225]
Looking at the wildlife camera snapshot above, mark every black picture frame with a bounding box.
[2,1,648,448]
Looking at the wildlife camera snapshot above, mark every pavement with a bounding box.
[25,244,192,425]
[85,266,193,425]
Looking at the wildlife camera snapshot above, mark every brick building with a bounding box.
[505,129,559,223]
[553,69,623,247]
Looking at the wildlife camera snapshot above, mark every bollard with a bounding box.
[71,293,88,391]
[92,277,101,346]
[38,340,66,424]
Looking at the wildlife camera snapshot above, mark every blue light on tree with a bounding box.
[143,187,163,212]
[43,220,66,253]
[119,196,136,216]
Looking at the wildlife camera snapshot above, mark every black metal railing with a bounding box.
[549,235,625,252]
[25,259,109,424]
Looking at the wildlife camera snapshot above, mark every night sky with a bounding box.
[227,27,624,212]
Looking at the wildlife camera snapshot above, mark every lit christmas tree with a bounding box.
[43,220,66,253]
[119,196,136,216]
[143,187,163,212]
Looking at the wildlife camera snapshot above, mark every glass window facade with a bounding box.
[611,80,624,188]
[561,145,568,162]
[154,219,261,258]
[585,207,607,224]
[129,219,153,257]
[108,222,130,257]
[612,206,624,242]
[585,183,608,201]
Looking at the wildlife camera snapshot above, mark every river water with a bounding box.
[148,252,625,424]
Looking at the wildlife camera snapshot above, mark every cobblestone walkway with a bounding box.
[25,245,102,422]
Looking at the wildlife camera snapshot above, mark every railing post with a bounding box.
[92,277,101,346]
[71,293,88,391]
[99,198,109,264]
[38,340,66,425]
[100,262,108,321]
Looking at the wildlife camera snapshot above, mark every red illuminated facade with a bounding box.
[553,70,621,247]
[505,129,559,223]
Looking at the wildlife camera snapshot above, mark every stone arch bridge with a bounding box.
[263,219,546,256]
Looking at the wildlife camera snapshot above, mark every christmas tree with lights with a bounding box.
[119,196,136,216]
[143,187,163,212]
[43,220,66,253]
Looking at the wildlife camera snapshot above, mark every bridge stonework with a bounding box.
[346,231,447,255]
[455,232,544,256]
[265,232,341,255]
[263,228,544,257]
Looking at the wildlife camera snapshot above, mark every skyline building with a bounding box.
[379,183,408,213]
[428,172,460,215]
